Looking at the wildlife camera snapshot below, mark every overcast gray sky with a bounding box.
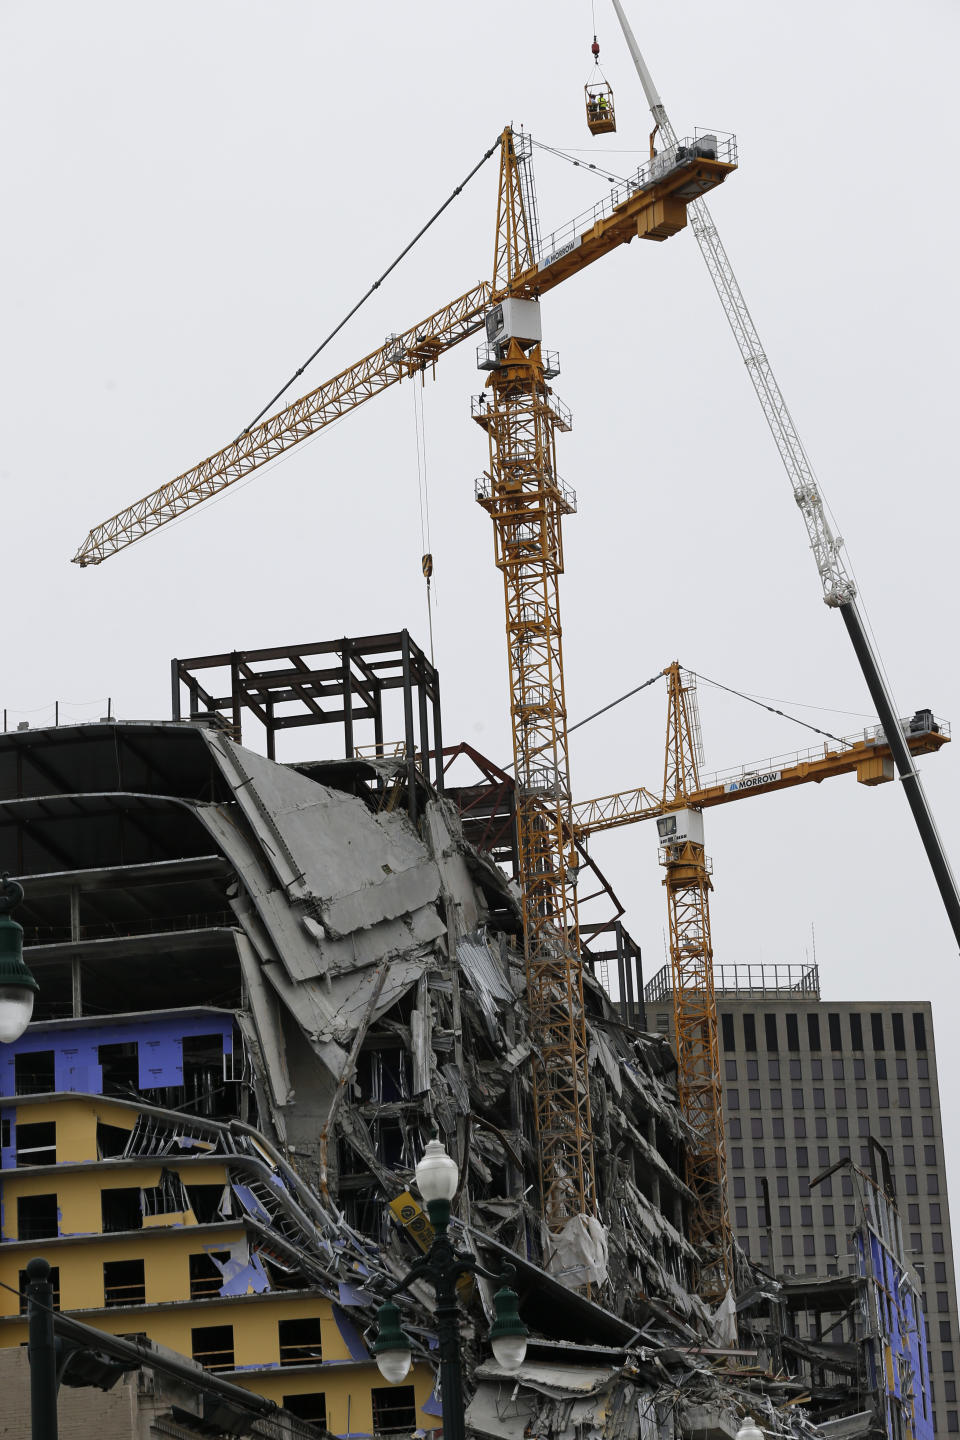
[3,0,959,1267]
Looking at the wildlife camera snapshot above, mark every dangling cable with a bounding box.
[412,383,436,666]
[584,13,614,134]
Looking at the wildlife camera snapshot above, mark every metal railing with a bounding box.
[191,1344,235,1372]
[536,132,738,273]
[701,716,949,794]
[278,1340,324,1367]
[104,1279,146,1307]
[473,471,577,513]
[475,344,561,377]
[189,1274,223,1300]
[644,960,820,1002]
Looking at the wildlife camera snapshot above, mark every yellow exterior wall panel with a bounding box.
[2,1163,227,1240]
[0,1225,250,1315]
[0,1282,437,1434]
[241,1362,437,1433]
[12,1097,140,1167]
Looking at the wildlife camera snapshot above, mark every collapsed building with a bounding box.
[0,633,933,1440]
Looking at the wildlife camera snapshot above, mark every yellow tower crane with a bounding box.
[571,662,950,1294]
[72,128,737,1234]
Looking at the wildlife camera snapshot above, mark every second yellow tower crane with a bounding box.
[573,662,949,1294]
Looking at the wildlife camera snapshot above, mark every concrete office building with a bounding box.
[646,962,960,1435]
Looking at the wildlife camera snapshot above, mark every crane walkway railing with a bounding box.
[535,132,738,274]
[701,715,949,795]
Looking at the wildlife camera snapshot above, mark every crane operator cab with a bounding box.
[585,34,616,135]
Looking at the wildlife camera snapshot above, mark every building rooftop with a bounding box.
[644,961,820,1002]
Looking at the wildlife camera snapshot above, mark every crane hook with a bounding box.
[591,34,600,59]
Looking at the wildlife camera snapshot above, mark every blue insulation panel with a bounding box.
[864,1230,934,1440]
[0,1013,234,1102]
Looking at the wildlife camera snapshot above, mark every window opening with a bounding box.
[189,1250,230,1300]
[101,1186,143,1233]
[192,1324,235,1371]
[17,1193,58,1240]
[278,1316,324,1366]
[185,1184,227,1224]
[16,1121,56,1166]
[283,1393,327,1429]
[99,1042,139,1097]
[15,1049,55,1095]
[97,1121,132,1159]
[104,1258,146,1307]
[371,1385,417,1433]
[181,1033,230,1118]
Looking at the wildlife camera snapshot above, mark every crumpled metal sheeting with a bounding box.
[466,1350,825,1440]
[606,1107,695,1202]
[616,1175,699,1267]
[457,932,516,1031]
[616,1053,692,1147]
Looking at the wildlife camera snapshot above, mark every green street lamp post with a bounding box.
[26,1258,58,1440]
[0,879,53,1438]
[373,1137,528,1440]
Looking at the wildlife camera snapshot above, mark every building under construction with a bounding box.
[0,632,940,1440]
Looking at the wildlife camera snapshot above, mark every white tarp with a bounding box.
[545,1212,610,1289]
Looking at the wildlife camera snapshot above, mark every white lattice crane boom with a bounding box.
[610,0,960,950]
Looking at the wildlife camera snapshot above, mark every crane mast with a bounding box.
[659,665,732,1295]
[474,132,595,1229]
[610,0,960,950]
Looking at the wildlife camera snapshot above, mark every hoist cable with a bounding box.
[531,137,628,186]
[417,383,433,557]
[692,671,853,748]
[567,671,664,740]
[413,385,427,555]
[234,136,501,442]
[498,662,859,781]
[412,383,436,666]
[499,671,665,773]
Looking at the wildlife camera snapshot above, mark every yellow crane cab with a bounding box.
[585,80,616,135]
